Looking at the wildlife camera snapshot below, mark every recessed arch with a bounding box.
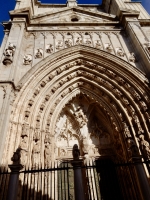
[4,45,150,166]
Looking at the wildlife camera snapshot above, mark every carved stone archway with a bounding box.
[3,45,150,166]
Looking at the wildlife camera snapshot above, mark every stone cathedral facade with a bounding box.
[0,0,150,199]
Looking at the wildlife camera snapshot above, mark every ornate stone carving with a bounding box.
[116,47,125,57]
[44,144,51,167]
[75,37,82,45]
[105,43,113,52]
[84,39,92,46]
[82,136,90,154]
[33,128,40,141]
[123,122,131,138]
[21,122,29,137]
[127,138,139,158]
[139,135,150,160]
[56,40,63,49]
[23,54,32,65]
[45,44,53,53]
[19,137,28,166]
[95,40,102,49]
[35,48,43,59]
[129,52,135,63]
[32,141,40,169]
[74,106,88,128]
[65,39,72,47]
[3,42,16,65]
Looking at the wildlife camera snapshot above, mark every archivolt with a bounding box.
[8,46,150,161]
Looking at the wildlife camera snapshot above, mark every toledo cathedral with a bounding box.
[0,0,150,199]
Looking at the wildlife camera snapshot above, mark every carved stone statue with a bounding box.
[139,135,150,160]
[19,137,28,166]
[21,122,29,137]
[44,144,51,167]
[23,54,32,65]
[33,128,40,141]
[32,141,40,169]
[65,39,72,47]
[3,42,16,65]
[72,144,80,160]
[95,40,102,49]
[127,138,139,158]
[116,47,125,57]
[75,37,82,45]
[56,41,63,49]
[35,48,43,58]
[46,44,53,53]
[123,122,131,138]
[129,52,135,63]
[85,39,92,46]
[105,43,113,52]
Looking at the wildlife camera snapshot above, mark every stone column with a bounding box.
[133,157,150,200]
[71,160,85,200]
[7,164,23,200]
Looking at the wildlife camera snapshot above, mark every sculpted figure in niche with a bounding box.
[105,43,113,52]
[46,44,53,53]
[33,128,40,141]
[129,52,135,63]
[3,43,16,65]
[116,47,125,57]
[35,48,43,59]
[19,137,28,166]
[44,144,51,167]
[123,122,131,138]
[32,141,40,169]
[139,135,150,160]
[56,41,63,50]
[127,138,139,158]
[95,40,102,49]
[85,39,92,46]
[72,144,80,160]
[23,54,32,65]
[21,123,29,137]
[75,37,82,45]
[65,39,72,47]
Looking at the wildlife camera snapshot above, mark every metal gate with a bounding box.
[0,159,146,200]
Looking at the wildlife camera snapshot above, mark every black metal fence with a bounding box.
[0,160,149,200]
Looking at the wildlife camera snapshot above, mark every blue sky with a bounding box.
[0,0,150,45]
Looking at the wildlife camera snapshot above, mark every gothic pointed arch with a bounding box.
[3,46,150,168]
